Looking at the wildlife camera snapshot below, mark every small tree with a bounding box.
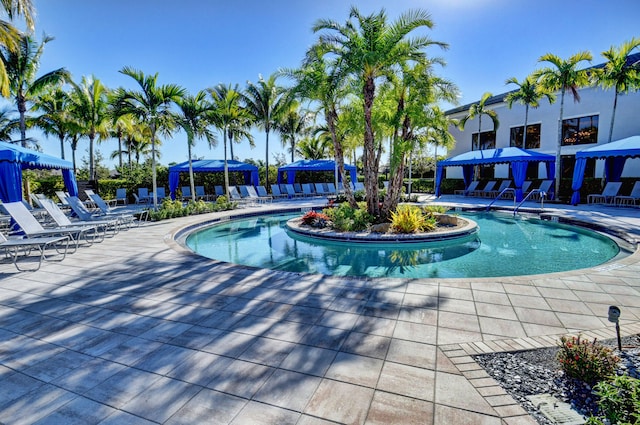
[504,76,555,148]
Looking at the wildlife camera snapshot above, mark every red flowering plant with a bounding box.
[557,335,618,385]
[301,211,330,228]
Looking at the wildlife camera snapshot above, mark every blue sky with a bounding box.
[24,0,640,168]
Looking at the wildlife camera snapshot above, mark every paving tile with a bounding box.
[119,376,201,423]
[473,290,511,305]
[433,404,501,425]
[165,388,246,425]
[33,395,115,425]
[305,379,375,425]
[230,400,300,424]
[325,352,383,387]
[340,331,391,359]
[84,368,162,409]
[393,321,437,344]
[0,384,77,425]
[0,371,46,408]
[302,324,349,349]
[397,306,438,324]
[435,371,496,415]
[316,310,360,330]
[55,358,126,394]
[386,338,437,369]
[200,330,256,357]
[207,359,275,398]
[478,317,527,338]
[280,345,337,377]
[365,390,434,425]
[238,337,296,367]
[297,415,338,425]
[438,311,481,332]
[98,410,158,425]
[168,324,223,350]
[253,369,322,411]
[475,302,519,320]
[377,362,435,401]
[100,336,163,366]
[22,349,92,383]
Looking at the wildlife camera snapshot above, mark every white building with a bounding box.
[444,53,640,183]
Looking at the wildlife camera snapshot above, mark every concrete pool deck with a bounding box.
[1,195,639,424]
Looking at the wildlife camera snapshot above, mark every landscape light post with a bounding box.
[608,305,622,351]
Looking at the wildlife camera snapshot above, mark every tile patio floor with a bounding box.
[1,196,639,424]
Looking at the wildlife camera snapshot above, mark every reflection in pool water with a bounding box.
[185,212,622,278]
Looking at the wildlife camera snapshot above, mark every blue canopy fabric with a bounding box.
[435,147,556,201]
[0,141,77,202]
[168,159,259,199]
[570,135,640,204]
[276,159,357,184]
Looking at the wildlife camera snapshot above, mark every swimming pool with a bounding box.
[184,211,624,278]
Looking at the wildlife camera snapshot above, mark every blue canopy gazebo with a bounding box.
[570,135,640,205]
[435,147,556,202]
[168,159,259,199]
[0,141,78,202]
[276,159,357,184]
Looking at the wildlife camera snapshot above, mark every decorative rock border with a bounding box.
[285,214,478,243]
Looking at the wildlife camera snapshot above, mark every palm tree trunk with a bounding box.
[326,105,356,207]
[608,89,618,144]
[363,75,379,216]
[555,88,566,198]
[59,134,65,159]
[229,130,235,160]
[188,142,196,202]
[89,133,95,181]
[117,131,123,168]
[223,127,230,198]
[523,105,529,149]
[18,96,27,148]
[265,129,270,189]
[151,121,158,209]
[291,138,295,163]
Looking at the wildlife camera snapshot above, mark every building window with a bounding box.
[472,131,496,150]
[510,124,541,149]
[562,115,598,146]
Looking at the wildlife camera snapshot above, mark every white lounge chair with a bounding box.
[454,180,479,196]
[0,232,70,271]
[615,181,640,206]
[87,194,140,227]
[587,182,622,205]
[2,201,100,251]
[65,196,121,235]
[39,198,118,237]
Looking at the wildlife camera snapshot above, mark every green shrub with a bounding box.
[586,375,640,425]
[322,202,372,232]
[147,196,236,221]
[424,205,450,214]
[391,204,426,233]
[557,336,619,385]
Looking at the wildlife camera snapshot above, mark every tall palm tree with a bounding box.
[175,90,216,202]
[595,38,640,144]
[283,45,357,205]
[458,92,499,150]
[113,67,185,208]
[0,34,69,147]
[535,51,592,196]
[68,75,110,181]
[32,87,71,158]
[0,106,16,141]
[504,76,555,148]
[313,7,446,216]
[242,73,288,189]
[276,101,311,163]
[209,83,255,196]
[0,0,35,97]
[296,135,332,160]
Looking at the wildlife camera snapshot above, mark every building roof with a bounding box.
[445,52,640,116]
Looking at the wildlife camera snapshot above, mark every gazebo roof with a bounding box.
[169,159,258,173]
[278,159,356,172]
[0,141,73,170]
[438,147,555,167]
[575,135,640,159]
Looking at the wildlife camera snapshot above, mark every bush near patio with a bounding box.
[148,196,236,221]
[557,335,618,385]
[586,374,640,425]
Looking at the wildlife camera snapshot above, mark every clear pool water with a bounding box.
[185,211,622,278]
